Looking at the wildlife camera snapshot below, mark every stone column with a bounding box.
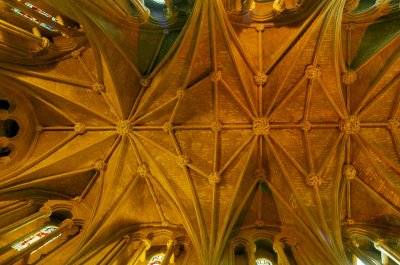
[127,239,151,265]
[248,243,256,265]
[291,243,306,265]
[0,219,75,265]
[161,240,176,265]
[349,240,378,265]
[273,240,290,265]
[374,239,400,265]
[98,235,131,265]
[0,205,52,237]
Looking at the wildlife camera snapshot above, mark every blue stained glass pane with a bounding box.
[11,3,58,32]
[24,2,58,22]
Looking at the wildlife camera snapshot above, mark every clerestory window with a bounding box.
[148,253,165,265]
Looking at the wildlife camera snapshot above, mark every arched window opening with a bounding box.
[11,8,57,31]
[256,257,273,265]
[1,216,79,264]
[23,2,58,23]
[148,253,165,265]
[9,1,59,32]
[0,119,19,138]
[234,244,249,265]
[0,100,11,110]
[0,147,11,157]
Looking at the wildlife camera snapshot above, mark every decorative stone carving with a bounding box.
[300,121,311,131]
[72,196,82,203]
[255,168,266,179]
[41,37,50,48]
[123,234,131,242]
[94,160,107,171]
[211,121,222,132]
[140,78,151,88]
[61,219,75,229]
[92,82,105,94]
[74,123,87,135]
[346,218,354,225]
[210,70,222,82]
[253,118,270,135]
[163,29,169,35]
[343,165,356,180]
[351,239,359,248]
[255,219,264,229]
[208,172,221,185]
[254,71,268,86]
[255,24,265,32]
[346,23,357,31]
[71,50,81,59]
[137,163,150,177]
[387,118,399,130]
[374,239,385,249]
[176,88,186,99]
[162,220,169,227]
[116,120,132,135]
[306,174,321,187]
[305,65,321,80]
[176,154,190,168]
[162,121,173,133]
[339,115,360,134]
[35,125,44,133]
[345,0,360,12]
[341,71,358,85]
[39,205,53,216]
[143,239,151,250]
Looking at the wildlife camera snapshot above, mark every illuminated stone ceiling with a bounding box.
[0,0,400,264]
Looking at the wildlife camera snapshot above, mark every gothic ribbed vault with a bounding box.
[0,0,400,264]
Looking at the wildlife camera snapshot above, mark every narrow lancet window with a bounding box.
[12,225,58,251]
[11,2,58,31]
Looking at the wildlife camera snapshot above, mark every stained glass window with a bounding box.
[148,253,165,265]
[256,258,273,265]
[12,225,58,251]
[11,2,58,31]
[24,2,58,22]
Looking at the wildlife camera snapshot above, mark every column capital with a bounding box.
[61,218,75,229]
[39,205,52,216]
[143,239,151,250]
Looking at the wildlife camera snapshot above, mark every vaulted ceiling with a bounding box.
[1,0,400,264]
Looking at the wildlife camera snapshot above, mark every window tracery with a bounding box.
[148,253,165,265]
[256,257,273,265]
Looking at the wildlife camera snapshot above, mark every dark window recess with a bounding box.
[0,100,10,110]
[0,147,11,157]
[0,119,19,138]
